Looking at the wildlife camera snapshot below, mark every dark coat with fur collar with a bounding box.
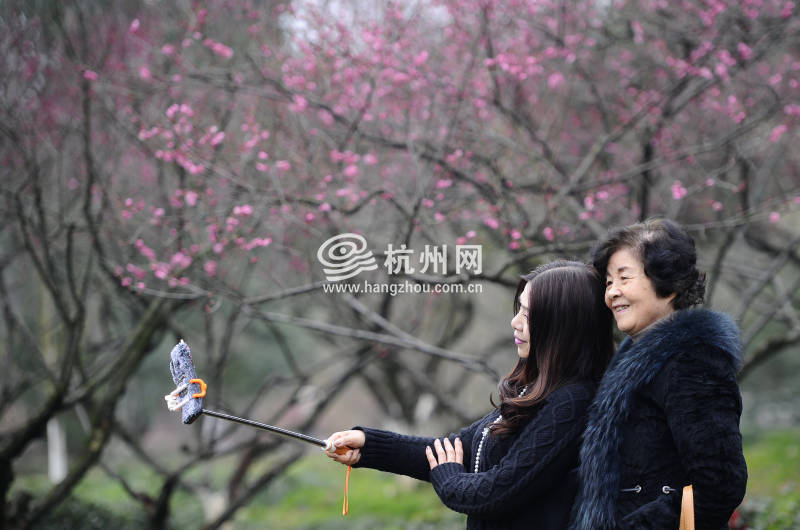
[571,309,747,529]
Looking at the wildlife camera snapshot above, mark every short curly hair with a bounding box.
[591,218,706,310]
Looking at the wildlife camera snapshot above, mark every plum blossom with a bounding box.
[671,181,688,200]
[126,264,146,280]
[170,252,192,270]
[233,204,253,216]
[135,239,156,261]
[204,38,234,59]
[769,124,788,142]
[244,237,272,250]
[289,95,308,112]
[153,262,170,280]
[548,72,564,89]
[210,131,225,146]
[737,43,752,61]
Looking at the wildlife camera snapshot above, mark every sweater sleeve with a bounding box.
[620,345,747,529]
[352,415,483,482]
[428,384,593,518]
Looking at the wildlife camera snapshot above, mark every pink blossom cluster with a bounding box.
[671,181,689,200]
[203,38,233,59]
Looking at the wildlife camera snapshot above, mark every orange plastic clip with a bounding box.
[189,378,207,399]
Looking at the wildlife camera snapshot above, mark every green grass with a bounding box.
[743,429,800,497]
[738,429,800,530]
[11,453,463,529]
[234,458,465,529]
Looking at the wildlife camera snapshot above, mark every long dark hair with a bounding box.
[491,260,614,437]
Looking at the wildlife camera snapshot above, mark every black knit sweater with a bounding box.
[354,382,596,529]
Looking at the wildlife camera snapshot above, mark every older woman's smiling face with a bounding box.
[605,248,676,336]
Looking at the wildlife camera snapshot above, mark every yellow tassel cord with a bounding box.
[342,465,351,516]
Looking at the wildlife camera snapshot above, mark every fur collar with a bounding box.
[571,309,741,529]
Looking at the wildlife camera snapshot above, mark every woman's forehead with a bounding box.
[518,283,531,307]
[607,248,642,272]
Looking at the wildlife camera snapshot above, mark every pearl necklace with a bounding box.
[474,385,528,473]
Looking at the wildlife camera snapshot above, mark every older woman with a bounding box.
[327,261,614,529]
[572,219,747,529]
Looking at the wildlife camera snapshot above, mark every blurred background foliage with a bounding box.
[1,0,799,528]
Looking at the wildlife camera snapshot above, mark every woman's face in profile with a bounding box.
[604,248,675,336]
[511,282,531,358]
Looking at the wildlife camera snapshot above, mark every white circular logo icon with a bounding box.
[317,233,378,281]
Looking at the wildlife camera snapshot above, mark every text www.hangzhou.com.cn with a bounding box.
[322,279,483,296]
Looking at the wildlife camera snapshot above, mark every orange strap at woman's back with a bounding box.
[679,485,694,530]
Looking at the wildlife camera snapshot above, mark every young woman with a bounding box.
[326,260,614,529]
[572,219,747,529]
